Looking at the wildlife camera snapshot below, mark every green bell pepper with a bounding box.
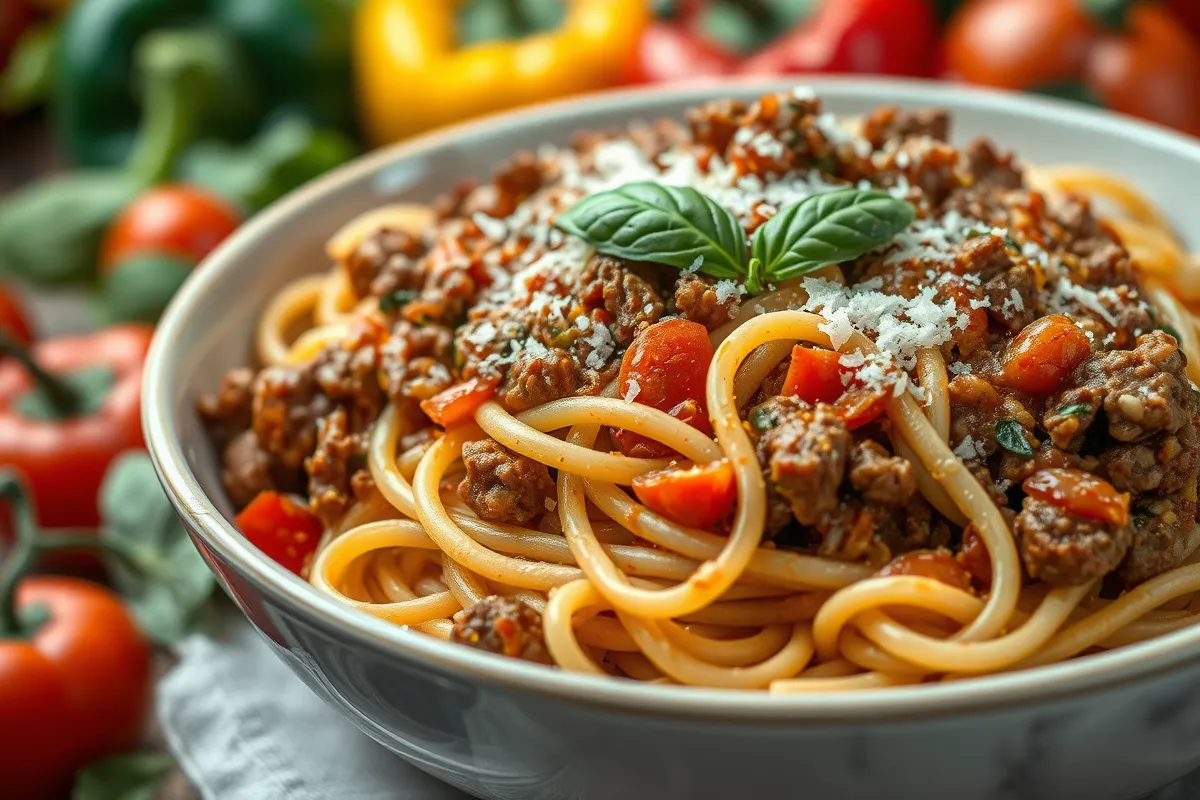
[54,0,358,169]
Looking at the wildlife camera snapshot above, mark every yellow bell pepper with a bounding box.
[354,0,650,145]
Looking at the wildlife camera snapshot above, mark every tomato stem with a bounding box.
[0,471,139,639]
[0,331,82,417]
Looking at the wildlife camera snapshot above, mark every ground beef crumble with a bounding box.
[458,438,555,525]
[451,596,552,664]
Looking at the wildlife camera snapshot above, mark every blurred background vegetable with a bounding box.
[2,0,1200,794]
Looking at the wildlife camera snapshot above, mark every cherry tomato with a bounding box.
[631,459,737,530]
[1023,467,1130,526]
[99,185,242,273]
[0,325,152,531]
[0,281,33,347]
[421,376,498,429]
[942,0,1096,89]
[996,314,1092,394]
[1084,3,1200,137]
[234,491,325,575]
[878,549,974,591]
[0,577,152,798]
[613,319,714,459]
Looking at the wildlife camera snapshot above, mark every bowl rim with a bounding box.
[144,75,1200,722]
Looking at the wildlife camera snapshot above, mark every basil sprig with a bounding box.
[556,183,915,294]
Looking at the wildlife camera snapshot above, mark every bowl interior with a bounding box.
[146,77,1200,720]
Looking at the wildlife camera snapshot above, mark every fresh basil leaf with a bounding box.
[751,188,915,285]
[555,182,748,279]
[995,418,1035,457]
[99,452,215,647]
[73,753,173,800]
[1054,403,1092,417]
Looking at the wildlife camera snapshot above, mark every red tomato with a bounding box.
[782,345,846,404]
[0,281,33,347]
[878,549,974,591]
[0,577,152,798]
[99,185,242,273]
[996,314,1092,394]
[613,319,714,459]
[942,0,1096,88]
[420,376,498,428]
[234,491,325,575]
[1023,468,1130,526]
[1084,3,1200,137]
[0,325,152,531]
[631,459,737,530]
[0,0,32,69]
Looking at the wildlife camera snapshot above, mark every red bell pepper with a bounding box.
[627,0,738,84]
[739,0,939,78]
[0,325,153,531]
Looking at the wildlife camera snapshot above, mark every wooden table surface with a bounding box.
[1,113,201,800]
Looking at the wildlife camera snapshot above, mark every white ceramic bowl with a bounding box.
[144,78,1200,800]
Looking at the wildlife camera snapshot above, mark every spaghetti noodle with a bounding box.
[199,89,1200,691]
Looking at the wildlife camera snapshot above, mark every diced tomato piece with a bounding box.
[421,376,498,428]
[1023,468,1130,526]
[878,549,973,592]
[957,527,992,587]
[782,345,848,404]
[996,314,1092,394]
[781,346,887,430]
[614,319,714,458]
[631,459,737,530]
[834,385,889,431]
[234,491,324,576]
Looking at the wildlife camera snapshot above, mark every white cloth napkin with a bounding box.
[157,617,469,800]
[160,616,1199,800]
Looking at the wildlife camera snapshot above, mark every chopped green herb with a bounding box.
[965,228,985,239]
[995,418,1035,457]
[378,288,418,313]
[1054,403,1092,417]
[1004,235,1020,251]
[749,406,777,431]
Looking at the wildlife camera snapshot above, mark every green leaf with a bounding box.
[13,365,115,421]
[0,172,142,286]
[995,418,1035,458]
[555,182,748,279]
[177,115,356,213]
[99,452,215,647]
[379,288,419,314]
[99,254,194,324]
[73,753,173,800]
[1054,403,1092,417]
[751,189,915,283]
[0,21,60,114]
